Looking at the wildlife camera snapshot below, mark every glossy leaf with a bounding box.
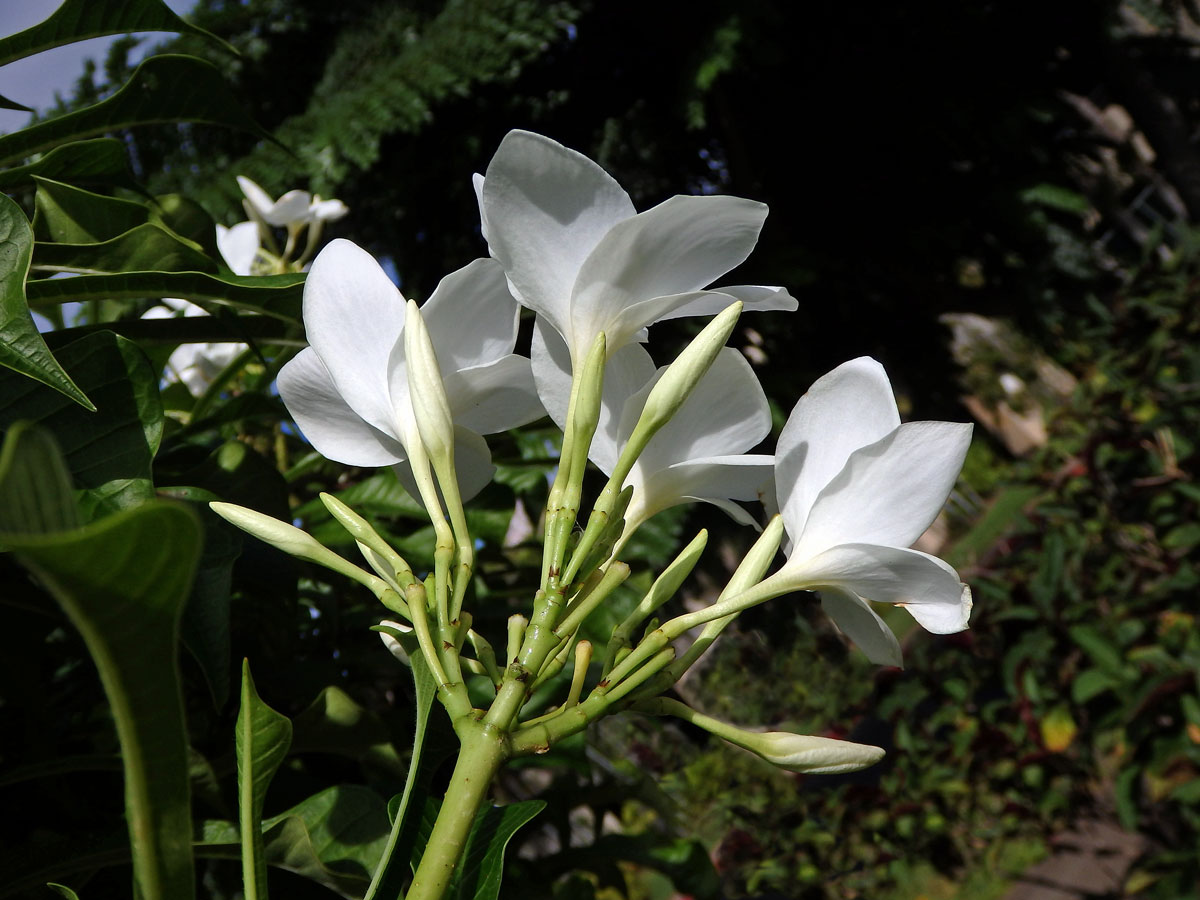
[0,330,163,518]
[3,501,203,900]
[35,223,216,275]
[0,192,93,409]
[365,653,438,900]
[0,138,141,193]
[27,270,304,319]
[0,0,233,67]
[33,177,149,243]
[0,55,272,166]
[236,660,293,900]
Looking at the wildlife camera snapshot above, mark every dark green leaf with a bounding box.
[237,660,293,900]
[27,269,304,319]
[454,800,546,900]
[180,507,240,707]
[291,685,406,777]
[0,0,233,67]
[0,139,142,193]
[0,192,93,409]
[4,501,203,900]
[154,194,220,260]
[0,92,32,112]
[0,421,80,534]
[46,885,80,900]
[0,55,273,166]
[0,330,163,518]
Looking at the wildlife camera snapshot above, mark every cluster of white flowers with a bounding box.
[277,129,972,666]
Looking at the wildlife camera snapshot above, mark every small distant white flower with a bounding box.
[236,175,348,229]
[474,130,796,372]
[276,239,544,500]
[215,221,259,277]
[766,357,973,666]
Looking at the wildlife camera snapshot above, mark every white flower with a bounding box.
[538,337,774,533]
[474,130,797,369]
[276,239,544,500]
[145,223,259,396]
[768,357,973,666]
[216,221,260,277]
[236,175,348,229]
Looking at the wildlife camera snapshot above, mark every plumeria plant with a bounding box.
[211,130,974,900]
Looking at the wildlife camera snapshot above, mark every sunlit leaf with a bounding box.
[35,223,216,275]
[236,660,293,900]
[291,685,407,778]
[454,800,546,900]
[0,192,93,409]
[33,177,149,242]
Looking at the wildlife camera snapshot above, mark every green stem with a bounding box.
[405,724,508,900]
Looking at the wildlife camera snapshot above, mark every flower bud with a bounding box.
[404,299,457,466]
[735,730,885,775]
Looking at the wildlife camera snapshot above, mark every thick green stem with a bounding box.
[405,724,507,900]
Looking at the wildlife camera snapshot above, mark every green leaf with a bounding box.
[453,800,546,900]
[46,886,80,900]
[35,223,216,275]
[0,330,163,518]
[291,685,407,777]
[237,659,294,900]
[27,269,304,319]
[33,177,150,243]
[364,653,439,900]
[0,192,93,409]
[0,139,142,193]
[1071,668,1120,704]
[1019,183,1091,216]
[0,55,273,166]
[0,92,32,112]
[154,194,220,260]
[3,501,203,900]
[0,421,80,534]
[1068,624,1127,677]
[0,0,233,67]
[180,506,241,707]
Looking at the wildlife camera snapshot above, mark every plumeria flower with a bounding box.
[474,130,797,372]
[276,239,544,501]
[216,220,260,276]
[236,175,348,229]
[538,335,774,535]
[765,357,973,666]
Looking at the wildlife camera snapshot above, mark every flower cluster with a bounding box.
[220,129,973,780]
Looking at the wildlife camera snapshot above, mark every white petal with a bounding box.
[530,317,574,431]
[311,197,348,222]
[216,221,259,276]
[472,172,489,243]
[819,588,903,667]
[303,240,407,438]
[277,349,408,467]
[656,284,799,320]
[638,348,769,472]
[393,426,496,505]
[775,357,900,543]
[787,541,971,637]
[796,420,973,554]
[629,454,774,526]
[422,258,520,371]
[604,289,739,352]
[268,189,315,227]
[569,194,767,343]
[481,130,635,340]
[443,355,544,434]
[236,176,275,220]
